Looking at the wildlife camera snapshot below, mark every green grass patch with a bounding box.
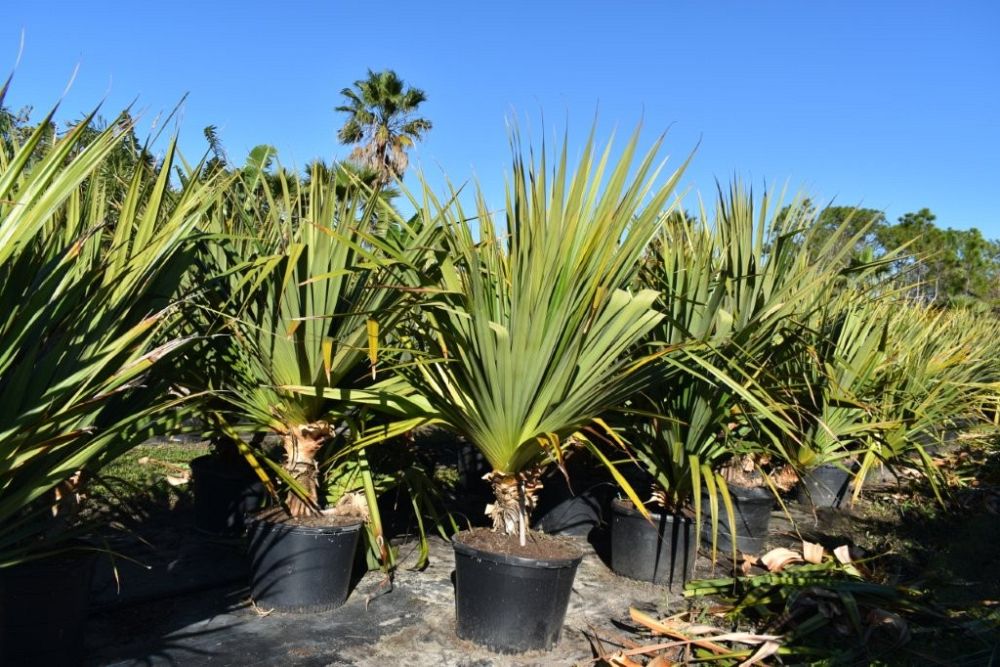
[91,442,209,518]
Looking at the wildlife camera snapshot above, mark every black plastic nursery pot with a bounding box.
[452,531,583,653]
[0,548,97,667]
[535,489,607,537]
[534,460,616,537]
[700,484,774,555]
[863,461,897,486]
[190,454,266,534]
[796,464,851,508]
[610,499,695,588]
[248,513,363,612]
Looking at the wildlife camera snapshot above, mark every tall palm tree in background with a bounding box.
[336,69,431,185]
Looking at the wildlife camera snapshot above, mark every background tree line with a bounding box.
[788,201,1000,310]
[5,71,997,312]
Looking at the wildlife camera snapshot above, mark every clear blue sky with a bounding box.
[3,1,998,235]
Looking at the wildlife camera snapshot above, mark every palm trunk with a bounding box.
[282,421,332,518]
[484,469,543,547]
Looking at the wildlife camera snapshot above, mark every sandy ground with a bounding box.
[85,533,695,667]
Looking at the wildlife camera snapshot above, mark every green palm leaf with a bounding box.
[402,127,689,539]
[0,93,219,565]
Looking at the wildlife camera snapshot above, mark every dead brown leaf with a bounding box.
[761,547,803,572]
[833,545,853,565]
[802,540,825,564]
[165,474,189,487]
[647,656,674,667]
[739,639,782,666]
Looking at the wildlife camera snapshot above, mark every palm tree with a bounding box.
[0,89,219,566]
[622,187,891,558]
[336,69,431,185]
[401,128,688,546]
[195,161,443,572]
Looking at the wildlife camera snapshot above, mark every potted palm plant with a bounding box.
[182,145,288,535]
[853,302,997,502]
[0,90,218,665]
[200,162,441,612]
[182,151,404,537]
[782,297,890,508]
[400,128,686,653]
[616,188,879,577]
[706,193,892,553]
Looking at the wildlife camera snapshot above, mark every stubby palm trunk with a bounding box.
[719,453,799,492]
[648,486,674,513]
[484,469,543,547]
[282,421,332,518]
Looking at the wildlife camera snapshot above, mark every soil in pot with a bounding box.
[797,464,851,508]
[610,499,695,589]
[190,454,265,534]
[700,484,774,555]
[452,527,583,654]
[248,509,363,612]
[0,548,97,667]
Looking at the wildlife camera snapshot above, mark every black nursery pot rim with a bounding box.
[452,532,583,570]
[250,512,364,536]
[702,483,775,500]
[803,461,854,472]
[611,497,692,523]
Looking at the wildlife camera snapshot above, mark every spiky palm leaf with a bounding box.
[0,87,219,565]
[200,160,443,555]
[399,128,688,541]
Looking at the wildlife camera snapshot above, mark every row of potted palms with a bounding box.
[187,131,1000,652]
[614,194,1000,588]
[4,92,999,659]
